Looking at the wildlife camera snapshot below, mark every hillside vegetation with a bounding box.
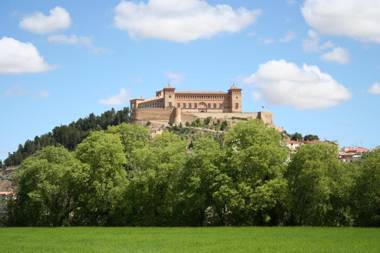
[2,108,130,167]
[3,120,380,227]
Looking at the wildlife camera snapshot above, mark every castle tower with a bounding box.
[228,84,242,112]
[163,84,176,108]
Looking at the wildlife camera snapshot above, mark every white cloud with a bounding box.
[3,84,49,98]
[114,0,260,42]
[0,37,51,74]
[321,47,350,64]
[166,71,183,84]
[303,30,336,52]
[244,60,351,109]
[263,38,275,44]
[369,82,380,95]
[98,88,129,106]
[3,84,27,97]
[37,90,50,98]
[303,30,322,52]
[48,34,104,53]
[303,30,350,64]
[280,31,296,43]
[20,6,71,34]
[302,0,380,43]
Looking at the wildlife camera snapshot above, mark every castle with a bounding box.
[130,84,273,126]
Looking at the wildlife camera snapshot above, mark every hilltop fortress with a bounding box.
[130,84,274,127]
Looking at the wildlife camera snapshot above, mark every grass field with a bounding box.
[0,227,379,253]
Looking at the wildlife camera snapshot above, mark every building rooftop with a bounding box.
[175,91,227,94]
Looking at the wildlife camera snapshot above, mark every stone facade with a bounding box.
[130,85,274,127]
[130,84,242,114]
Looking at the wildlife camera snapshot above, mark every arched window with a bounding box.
[188,103,192,108]
[213,103,217,108]
[235,103,239,109]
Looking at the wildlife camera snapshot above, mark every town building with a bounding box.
[339,147,370,162]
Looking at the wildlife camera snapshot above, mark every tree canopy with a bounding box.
[5,120,379,227]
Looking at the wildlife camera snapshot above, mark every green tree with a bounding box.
[107,123,150,165]
[304,134,319,141]
[124,132,187,225]
[176,136,224,225]
[290,132,303,141]
[75,131,127,225]
[218,120,288,225]
[286,143,353,226]
[352,149,380,226]
[9,146,88,226]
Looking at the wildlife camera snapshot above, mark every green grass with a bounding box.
[0,227,379,253]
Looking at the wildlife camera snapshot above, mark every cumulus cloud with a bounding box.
[243,60,351,109]
[0,37,51,74]
[321,47,350,64]
[19,6,71,34]
[166,71,183,84]
[369,82,380,95]
[302,0,380,43]
[48,34,104,53]
[98,88,129,106]
[114,0,260,42]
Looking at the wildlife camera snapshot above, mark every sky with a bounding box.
[0,0,379,160]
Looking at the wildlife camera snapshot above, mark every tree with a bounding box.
[4,107,130,166]
[106,123,150,165]
[217,120,289,225]
[286,143,353,226]
[123,132,187,226]
[352,148,380,226]
[304,134,319,141]
[175,136,224,225]
[8,146,88,226]
[75,131,127,225]
[290,132,303,141]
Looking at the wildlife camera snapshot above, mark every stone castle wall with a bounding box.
[131,108,274,127]
[132,108,174,122]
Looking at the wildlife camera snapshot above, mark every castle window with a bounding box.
[208,103,211,108]
[235,103,239,109]
[213,103,217,108]
[189,103,192,108]
[177,103,180,108]
[169,95,172,98]
[183,103,186,108]
[194,103,197,109]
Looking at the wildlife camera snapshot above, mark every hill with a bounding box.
[2,107,130,167]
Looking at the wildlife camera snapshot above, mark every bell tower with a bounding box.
[228,84,242,113]
[163,84,176,108]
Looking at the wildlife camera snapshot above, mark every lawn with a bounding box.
[0,227,379,253]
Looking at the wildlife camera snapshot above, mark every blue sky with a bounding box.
[1,0,379,160]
